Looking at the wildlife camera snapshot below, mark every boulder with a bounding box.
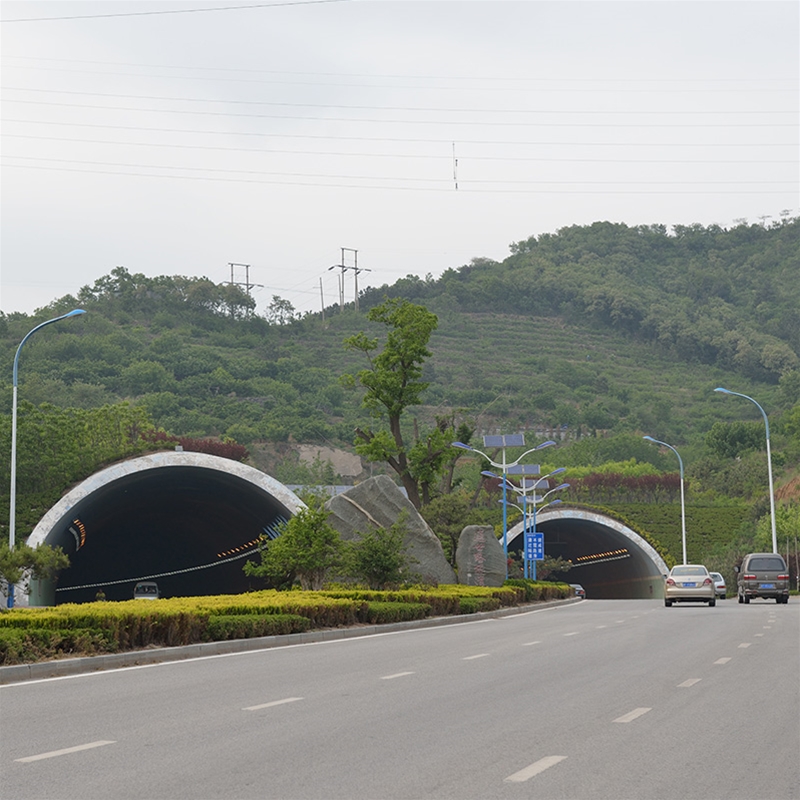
[456,525,506,587]
[325,475,456,585]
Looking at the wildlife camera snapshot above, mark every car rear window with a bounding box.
[748,558,785,571]
[672,566,707,576]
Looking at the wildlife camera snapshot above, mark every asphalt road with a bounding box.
[1,599,798,800]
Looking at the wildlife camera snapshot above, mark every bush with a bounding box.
[362,602,431,624]
[458,596,501,614]
[205,614,311,640]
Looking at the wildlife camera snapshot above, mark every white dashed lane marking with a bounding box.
[738,643,752,648]
[15,741,115,763]
[504,755,568,783]
[381,672,415,680]
[463,653,490,660]
[714,657,732,664]
[613,707,652,723]
[678,678,701,688]
[243,697,303,711]
[521,641,541,646]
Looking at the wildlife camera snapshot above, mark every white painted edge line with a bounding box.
[678,678,701,688]
[463,653,490,660]
[613,707,651,723]
[16,740,115,763]
[520,640,541,646]
[738,643,752,648]
[381,671,415,680]
[505,755,567,783]
[714,657,732,664]
[243,697,303,711]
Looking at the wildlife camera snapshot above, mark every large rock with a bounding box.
[325,475,456,585]
[456,525,506,587]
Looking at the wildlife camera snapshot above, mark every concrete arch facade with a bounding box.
[26,451,304,606]
[506,507,670,599]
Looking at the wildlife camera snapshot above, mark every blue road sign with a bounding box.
[525,531,544,561]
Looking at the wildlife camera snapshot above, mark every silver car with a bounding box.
[664,565,716,607]
[709,572,726,599]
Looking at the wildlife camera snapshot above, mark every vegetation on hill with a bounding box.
[1,219,799,572]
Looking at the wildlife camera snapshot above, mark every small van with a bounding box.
[735,554,789,604]
[133,581,160,600]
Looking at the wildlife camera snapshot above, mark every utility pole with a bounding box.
[327,248,370,312]
[227,262,264,317]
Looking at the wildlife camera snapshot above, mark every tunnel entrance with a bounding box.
[25,452,304,605]
[507,507,669,599]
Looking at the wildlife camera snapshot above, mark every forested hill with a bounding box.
[362,219,800,385]
[1,219,799,469]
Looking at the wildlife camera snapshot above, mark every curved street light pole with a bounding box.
[714,388,778,554]
[8,309,86,608]
[454,439,556,577]
[644,436,687,565]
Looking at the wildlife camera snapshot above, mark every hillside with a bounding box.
[1,219,799,492]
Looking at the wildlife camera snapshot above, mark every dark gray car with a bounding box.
[735,553,789,604]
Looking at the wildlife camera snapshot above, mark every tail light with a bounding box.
[743,574,756,580]
[703,578,712,586]
[666,578,675,586]
[778,574,789,580]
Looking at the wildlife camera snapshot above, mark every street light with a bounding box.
[714,387,778,554]
[453,437,556,577]
[643,436,687,565]
[8,309,86,608]
[484,468,569,579]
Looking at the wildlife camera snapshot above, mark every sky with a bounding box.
[1,0,798,319]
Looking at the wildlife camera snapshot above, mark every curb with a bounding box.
[0,597,580,685]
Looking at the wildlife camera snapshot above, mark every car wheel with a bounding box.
[664,599,672,607]
[744,595,750,604]
[721,594,726,600]
[709,598,716,607]
[738,592,744,604]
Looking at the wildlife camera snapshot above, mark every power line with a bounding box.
[2,0,349,24]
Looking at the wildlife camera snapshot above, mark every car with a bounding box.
[735,553,790,604]
[709,572,726,599]
[133,581,160,600]
[664,564,716,607]
[569,583,586,598]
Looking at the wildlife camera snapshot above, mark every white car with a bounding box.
[709,572,726,599]
[664,565,716,607]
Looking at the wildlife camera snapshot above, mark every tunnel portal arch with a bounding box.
[507,507,670,599]
[26,452,304,605]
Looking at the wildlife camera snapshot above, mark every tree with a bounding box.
[343,298,452,509]
[243,498,342,590]
[0,542,70,602]
[345,515,414,589]
[266,295,298,326]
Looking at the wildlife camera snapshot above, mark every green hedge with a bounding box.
[362,602,432,624]
[205,614,311,640]
[0,627,115,665]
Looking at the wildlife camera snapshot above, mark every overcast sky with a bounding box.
[1,0,798,318]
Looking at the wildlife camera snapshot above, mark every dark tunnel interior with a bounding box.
[507,515,666,599]
[47,467,291,603]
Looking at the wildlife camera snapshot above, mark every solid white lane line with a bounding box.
[520,640,541,646]
[16,741,115,763]
[243,697,303,711]
[714,657,732,664]
[504,755,567,783]
[381,671,415,680]
[738,643,752,648]
[678,678,701,688]
[613,707,651,723]
[463,653,490,660]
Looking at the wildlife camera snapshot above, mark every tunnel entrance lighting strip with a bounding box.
[569,554,632,568]
[54,548,259,592]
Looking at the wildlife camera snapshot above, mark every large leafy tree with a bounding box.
[343,298,455,509]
